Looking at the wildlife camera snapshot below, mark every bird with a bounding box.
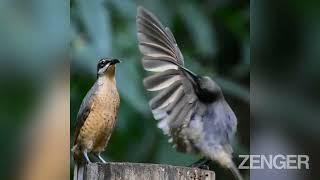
[136,7,242,180]
[72,58,121,178]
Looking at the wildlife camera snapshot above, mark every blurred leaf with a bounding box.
[179,3,217,56]
[117,60,149,115]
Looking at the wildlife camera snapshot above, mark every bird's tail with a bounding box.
[73,163,85,180]
[228,162,243,180]
[214,150,244,180]
[72,145,85,180]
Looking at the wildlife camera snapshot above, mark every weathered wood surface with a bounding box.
[74,162,215,180]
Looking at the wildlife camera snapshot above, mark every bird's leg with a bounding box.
[94,152,106,164]
[83,149,92,163]
[189,158,211,170]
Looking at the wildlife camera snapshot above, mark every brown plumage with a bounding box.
[72,58,120,168]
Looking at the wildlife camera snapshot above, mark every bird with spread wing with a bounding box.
[136,7,243,180]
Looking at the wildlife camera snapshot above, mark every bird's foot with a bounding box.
[190,158,211,170]
[95,153,107,164]
[83,150,92,164]
[198,164,210,170]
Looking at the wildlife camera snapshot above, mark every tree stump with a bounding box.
[74,162,215,180]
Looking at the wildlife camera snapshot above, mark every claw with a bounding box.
[95,153,107,164]
[189,158,210,169]
[83,150,91,163]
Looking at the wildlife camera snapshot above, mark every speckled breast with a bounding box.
[78,82,120,152]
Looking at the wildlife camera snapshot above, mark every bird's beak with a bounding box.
[110,59,121,65]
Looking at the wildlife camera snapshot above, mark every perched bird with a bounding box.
[72,58,120,178]
[136,7,242,180]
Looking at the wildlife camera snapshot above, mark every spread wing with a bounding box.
[137,7,185,71]
[137,7,238,155]
[137,7,205,152]
[73,82,98,145]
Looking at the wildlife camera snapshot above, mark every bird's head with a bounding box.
[97,58,121,78]
[196,76,223,102]
[181,67,223,102]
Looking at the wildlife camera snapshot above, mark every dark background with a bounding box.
[251,0,320,179]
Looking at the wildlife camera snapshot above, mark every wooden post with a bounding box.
[74,162,215,180]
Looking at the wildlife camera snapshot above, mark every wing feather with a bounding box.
[143,69,181,91]
[139,42,177,58]
[137,7,238,156]
[137,22,175,52]
[142,57,178,72]
[137,10,174,47]
[137,7,204,152]
[73,82,98,145]
[137,7,184,66]
[149,81,182,109]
